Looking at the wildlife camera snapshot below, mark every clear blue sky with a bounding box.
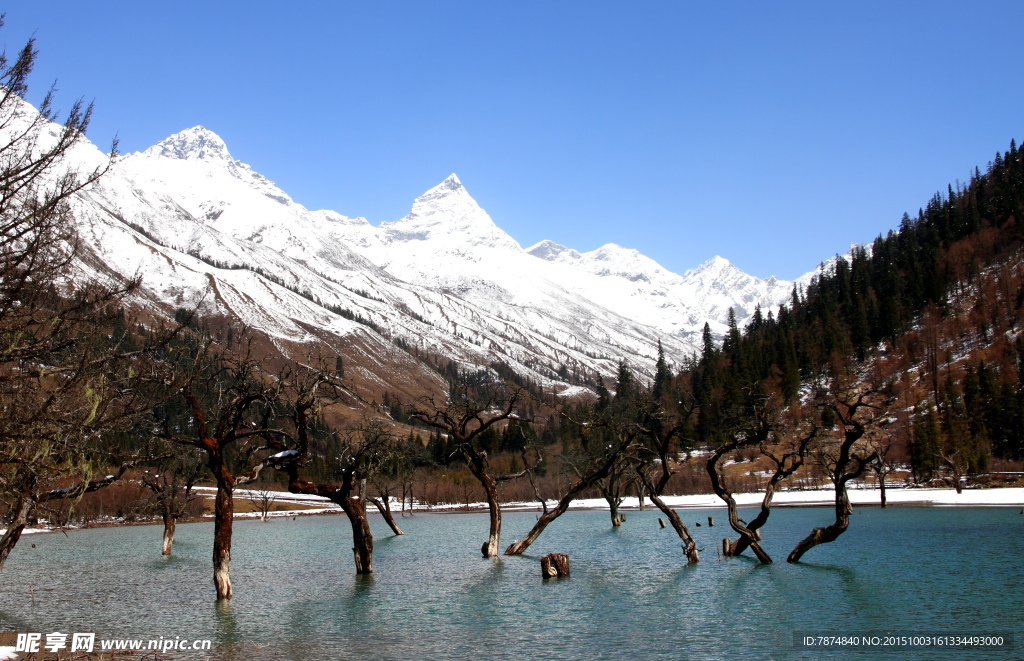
[4,2,1022,280]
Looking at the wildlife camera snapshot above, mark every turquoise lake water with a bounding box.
[0,506,1020,660]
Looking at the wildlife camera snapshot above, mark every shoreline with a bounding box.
[6,486,1021,537]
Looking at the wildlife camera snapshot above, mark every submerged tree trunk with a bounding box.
[540,553,570,578]
[648,493,700,563]
[369,497,404,535]
[505,441,627,556]
[341,495,374,574]
[723,472,778,558]
[505,485,577,555]
[707,441,772,564]
[597,464,627,527]
[161,509,176,555]
[788,419,876,563]
[483,481,502,557]
[787,477,854,563]
[466,451,502,557]
[608,497,622,526]
[212,477,234,600]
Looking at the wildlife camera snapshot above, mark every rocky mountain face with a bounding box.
[23,107,803,395]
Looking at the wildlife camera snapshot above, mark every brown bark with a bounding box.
[721,430,813,560]
[340,494,373,574]
[269,413,387,575]
[161,509,176,556]
[636,396,700,563]
[408,384,527,557]
[540,553,570,578]
[706,435,772,564]
[788,398,878,563]
[465,450,502,557]
[647,493,699,562]
[505,488,577,555]
[598,466,626,527]
[159,366,290,600]
[504,435,629,556]
[787,477,855,563]
[212,470,234,600]
[607,496,622,526]
[369,497,404,536]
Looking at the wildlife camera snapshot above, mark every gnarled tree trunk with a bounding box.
[787,477,855,563]
[608,497,622,526]
[505,486,580,555]
[505,436,629,556]
[706,420,775,563]
[788,403,877,563]
[722,470,782,558]
[647,493,700,563]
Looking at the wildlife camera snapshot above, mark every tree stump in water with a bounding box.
[541,553,570,579]
[708,516,714,527]
[658,518,666,528]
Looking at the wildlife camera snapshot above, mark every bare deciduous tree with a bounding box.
[154,339,291,599]
[718,404,816,561]
[705,397,775,564]
[504,403,640,556]
[634,387,701,563]
[407,372,528,557]
[138,447,205,554]
[0,26,175,572]
[787,384,887,563]
[248,488,277,522]
[272,399,400,575]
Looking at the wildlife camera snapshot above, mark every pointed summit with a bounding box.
[415,173,467,204]
[689,255,733,275]
[381,174,520,251]
[146,126,233,162]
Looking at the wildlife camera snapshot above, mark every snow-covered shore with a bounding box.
[217,484,1024,513]
[8,486,1019,537]
[425,486,1024,513]
[606,486,1024,510]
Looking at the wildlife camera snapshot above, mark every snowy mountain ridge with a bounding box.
[12,103,812,395]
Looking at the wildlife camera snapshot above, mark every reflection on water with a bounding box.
[0,507,1020,660]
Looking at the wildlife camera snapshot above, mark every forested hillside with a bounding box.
[690,140,1024,478]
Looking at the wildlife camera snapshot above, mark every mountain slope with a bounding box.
[12,107,804,393]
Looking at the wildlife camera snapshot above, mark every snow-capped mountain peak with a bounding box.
[145,126,232,162]
[431,173,464,193]
[380,174,521,251]
[5,85,812,393]
[527,239,581,261]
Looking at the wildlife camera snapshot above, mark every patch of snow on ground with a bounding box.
[400,487,1024,512]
